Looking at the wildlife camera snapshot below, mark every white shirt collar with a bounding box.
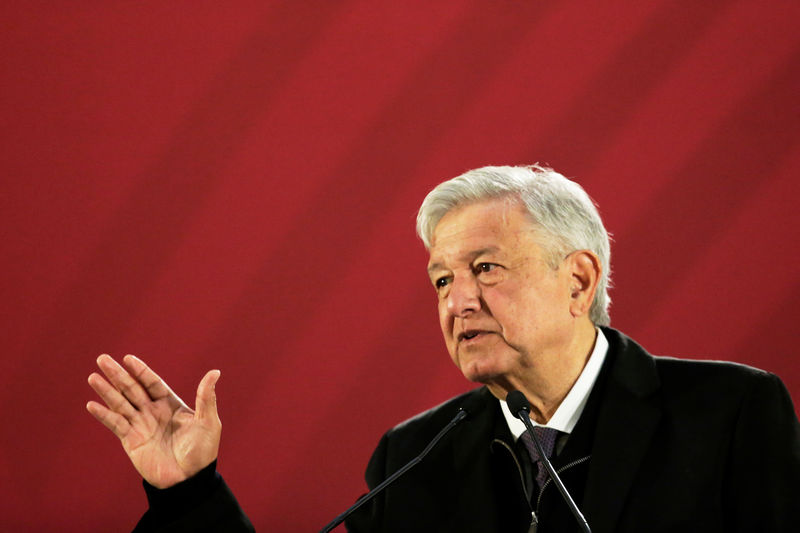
[500,328,609,439]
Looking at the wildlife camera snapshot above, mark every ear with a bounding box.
[565,250,601,319]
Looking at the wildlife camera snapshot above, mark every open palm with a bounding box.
[87,354,221,489]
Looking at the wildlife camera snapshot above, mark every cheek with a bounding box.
[485,288,532,338]
[437,302,453,335]
[483,287,515,319]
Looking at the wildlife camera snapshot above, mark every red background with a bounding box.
[2,1,799,531]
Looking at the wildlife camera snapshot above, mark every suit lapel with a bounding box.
[449,387,531,531]
[583,329,662,533]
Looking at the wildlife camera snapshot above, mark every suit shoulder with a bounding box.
[653,355,778,386]
[604,327,776,384]
[602,327,790,407]
[386,387,492,445]
[650,355,795,418]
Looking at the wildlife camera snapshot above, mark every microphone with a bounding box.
[319,396,480,532]
[506,390,592,533]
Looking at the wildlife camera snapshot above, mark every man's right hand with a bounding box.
[87,354,222,489]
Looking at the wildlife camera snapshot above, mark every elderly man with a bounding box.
[88,165,800,532]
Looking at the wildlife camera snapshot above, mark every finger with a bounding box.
[96,354,153,409]
[195,369,221,422]
[86,399,133,440]
[122,354,182,405]
[87,372,138,420]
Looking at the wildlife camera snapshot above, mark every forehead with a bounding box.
[427,199,538,267]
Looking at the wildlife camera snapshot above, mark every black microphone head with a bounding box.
[506,390,531,419]
[457,392,485,420]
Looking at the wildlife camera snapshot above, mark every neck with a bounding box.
[489,321,598,424]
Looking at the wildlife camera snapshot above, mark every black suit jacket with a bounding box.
[134,328,800,532]
[345,327,800,532]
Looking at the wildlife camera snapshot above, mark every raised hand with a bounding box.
[87,354,222,489]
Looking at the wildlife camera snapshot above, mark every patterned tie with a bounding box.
[520,426,560,489]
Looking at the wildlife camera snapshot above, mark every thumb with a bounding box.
[195,369,221,422]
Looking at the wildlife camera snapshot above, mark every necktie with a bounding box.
[520,426,560,489]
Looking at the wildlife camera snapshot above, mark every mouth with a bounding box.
[458,330,491,343]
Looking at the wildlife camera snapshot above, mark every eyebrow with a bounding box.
[426,246,501,274]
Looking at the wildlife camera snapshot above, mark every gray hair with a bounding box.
[416,165,612,326]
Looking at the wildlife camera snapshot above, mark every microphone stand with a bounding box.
[508,390,591,533]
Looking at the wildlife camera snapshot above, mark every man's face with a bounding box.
[427,198,576,386]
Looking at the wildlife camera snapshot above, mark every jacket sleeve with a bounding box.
[724,371,800,532]
[132,461,255,533]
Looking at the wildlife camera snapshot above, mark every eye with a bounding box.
[475,262,498,273]
[435,276,450,289]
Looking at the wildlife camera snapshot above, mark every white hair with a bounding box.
[416,164,612,326]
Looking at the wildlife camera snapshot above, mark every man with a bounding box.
[88,165,800,532]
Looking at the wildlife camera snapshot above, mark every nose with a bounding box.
[446,274,482,317]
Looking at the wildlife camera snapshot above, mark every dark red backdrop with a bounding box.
[2,1,798,531]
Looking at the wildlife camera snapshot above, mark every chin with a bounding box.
[456,346,516,383]
[459,359,505,384]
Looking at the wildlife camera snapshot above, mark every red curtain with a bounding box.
[2,1,798,530]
